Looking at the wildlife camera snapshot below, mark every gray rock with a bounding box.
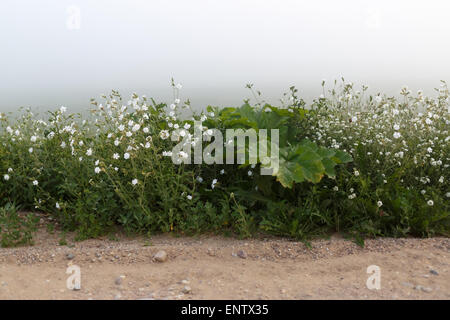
[415,285,432,293]
[115,277,123,285]
[182,286,192,294]
[237,250,247,259]
[430,269,439,275]
[154,250,167,262]
[66,253,75,260]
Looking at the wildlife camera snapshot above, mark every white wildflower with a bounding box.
[160,130,170,140]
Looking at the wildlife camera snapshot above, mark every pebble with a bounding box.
[181,279,190,285]
[154,250,167,262]
[182,286,192,294]
[66,253,75,260]
[415,285,433,293]
[114,294,122,300]
[237,250,247,259]
[115,277,123,285]
[430,269,439,276]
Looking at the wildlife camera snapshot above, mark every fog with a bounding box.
[1,0,450,112]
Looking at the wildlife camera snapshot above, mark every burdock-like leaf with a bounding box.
[270,140,351,188]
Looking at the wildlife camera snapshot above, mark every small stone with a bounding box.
[154,250,167,262]
[66,253,75,260]
[114,294,122,300]
[430,269,439,276]
[115,277,123,285]
[181,279,190,285]
[237,250,247,259]
[182,286,192,294]
[414,285,432,293]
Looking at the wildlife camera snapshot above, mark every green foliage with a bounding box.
[0,80,448,244]
[275,140,352,188]
[0,203,38,247]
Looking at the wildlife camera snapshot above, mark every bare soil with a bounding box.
[0,225,449,300]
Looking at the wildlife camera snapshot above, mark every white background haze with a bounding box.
[1,0,449,112]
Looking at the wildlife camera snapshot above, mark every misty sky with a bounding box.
[1,0,450,112]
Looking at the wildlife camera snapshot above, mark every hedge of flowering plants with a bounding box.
[0,79,449,245]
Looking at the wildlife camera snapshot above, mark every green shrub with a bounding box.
[0,80,448,242]
[0,203,38,247]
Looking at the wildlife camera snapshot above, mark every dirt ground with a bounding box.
[0,225,448,300]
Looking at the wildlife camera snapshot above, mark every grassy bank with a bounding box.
[0,80,449,246]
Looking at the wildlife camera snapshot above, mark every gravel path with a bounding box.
[0,226,448,300]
